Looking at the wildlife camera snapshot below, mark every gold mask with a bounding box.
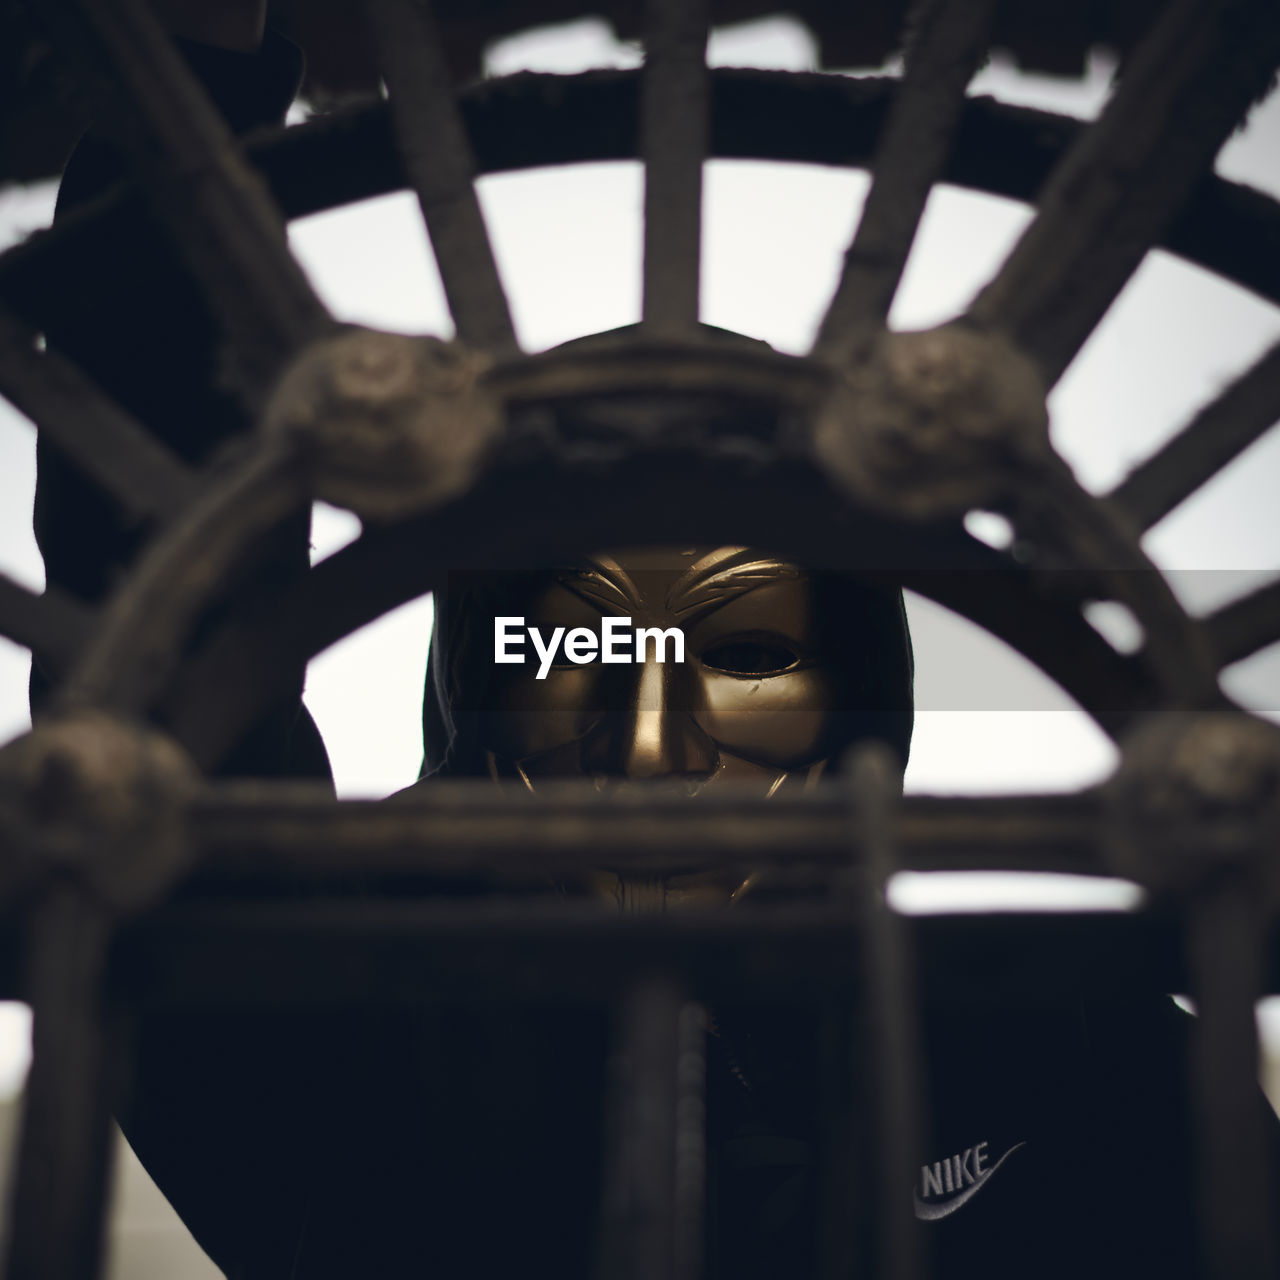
[477,546,865,909]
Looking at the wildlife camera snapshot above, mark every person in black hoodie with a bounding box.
[406,546,1227,1280]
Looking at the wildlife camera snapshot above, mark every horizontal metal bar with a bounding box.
[0,573,93,674]
[81,906,1213,1011]
[184,783,1107,884]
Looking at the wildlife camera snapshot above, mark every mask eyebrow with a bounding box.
[667,548,804,623]
[555,555,643,616]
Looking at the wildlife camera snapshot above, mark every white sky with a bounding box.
[0,17,1279,1083]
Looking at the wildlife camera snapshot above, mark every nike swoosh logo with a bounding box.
[913,1142,1026,1221]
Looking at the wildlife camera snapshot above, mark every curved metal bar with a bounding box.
[639,0,709,337]
[1109,340,1280,534]
[37,0,331,403]
[0,304,196,523]
[368,0,518,355]
[58,442,307,715]
[813,0,997,362]
[161,462,1152,772]
[1029,458,1222,709]
[6,74,1280,329]
[967,0,1280,388]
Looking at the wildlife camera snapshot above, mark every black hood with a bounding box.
[419,331,914,780]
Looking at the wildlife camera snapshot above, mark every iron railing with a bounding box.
[1,0,1279,1276]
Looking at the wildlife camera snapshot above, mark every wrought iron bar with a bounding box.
[184,784,1105,881]
[672,1000,707,1280]
[7,77,1280,327]
[596,975,690,1280]
[0,574,92,676]
[1110,339,1280,533]
[849,744,925,1280]
[159,462,1149,774]
[816,993,859,1280]
[367,0,518,355]
[9,64,1280,327]
[1031,459,1221,709]
[968,0,1280,388]
[1186,879,1278,1279]
[0,304,196,523]
[5,890,117,1280]
[1205,577,1280,669]
[813,0,997,362]
[58,443,306,714]
[39,0,330,403]
[640,0,709,336]
[69,906,1200,1012]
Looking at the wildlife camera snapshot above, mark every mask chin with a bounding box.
[481,750,830,911]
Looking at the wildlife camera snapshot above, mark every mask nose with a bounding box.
[584,657,716,779]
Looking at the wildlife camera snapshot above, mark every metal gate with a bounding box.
[1,0,1280,1276]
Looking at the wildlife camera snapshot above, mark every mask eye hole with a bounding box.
[701,639,801,676]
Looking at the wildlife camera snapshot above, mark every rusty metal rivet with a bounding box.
[812,323,1048,520]
[265,327,502,521]
[1104,712,1280,897]
[0,711,197,916]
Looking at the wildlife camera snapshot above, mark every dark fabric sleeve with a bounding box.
[32,30,330,784]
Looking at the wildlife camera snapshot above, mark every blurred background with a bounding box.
[0,11,1277,1275]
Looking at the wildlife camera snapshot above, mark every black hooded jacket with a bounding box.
[408,576,1245,1280]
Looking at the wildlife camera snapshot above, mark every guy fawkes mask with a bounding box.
[478,546,860,907]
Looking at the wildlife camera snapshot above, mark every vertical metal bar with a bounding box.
[815,998,860,1280]
[5,889,117,1280]
[368,0,519,356]
[598,975,704,1280]
[1186,877,1277,1280]
[640,0,710,338]
[673,1001,708,1280]
[849,743,925,1280]
[812,0,997,363]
